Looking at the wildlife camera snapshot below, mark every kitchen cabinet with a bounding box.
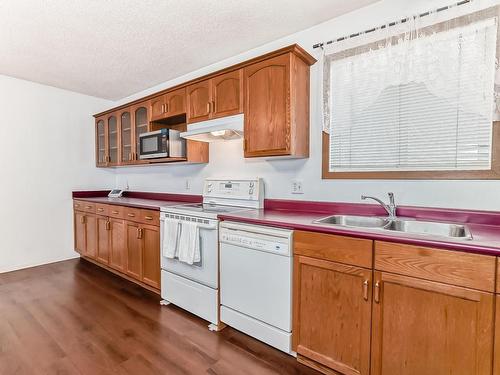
[150,88,186,122]
[94,45,314,166]
[119,108,133,164]
[95,117,107,167]
[371,271,494,375]
[126,221,142,280]
[96,215,110,265]
[495,296,500,375]
[73,200,161,292]
[293,256,372,375]
[293,233,497,375]
[141,224,160,289]
[293,231,373,375]
[187,70,243,124]
[109,217,126,272]
[243,51,313,158]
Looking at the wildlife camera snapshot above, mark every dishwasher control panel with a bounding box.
[220,230,290,256]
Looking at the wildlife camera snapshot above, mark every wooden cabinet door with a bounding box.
[95,117,107,167]
[293,255,372,375]
[85,214,97,260]
[107,114,119,165]
[96,216,110,264]
[141,224,160,289]
[132,104,149,161]
[371,271,494,375]
[126,222,142,280]
[74,211,86,254]
[244,54,290,157]
[165,87,186,117]
[494,295,500,375]
[212,70,243,119]
[187,80,211,123]
[150,95,166,122]
[109,218,126,272]
[119,109,133,164]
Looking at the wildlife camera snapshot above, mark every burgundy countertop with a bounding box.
[219,200,500,257]
[72,190,201,210]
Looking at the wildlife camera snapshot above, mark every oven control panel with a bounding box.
[203,178,263,209]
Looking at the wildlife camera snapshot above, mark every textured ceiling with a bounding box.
[0,0,377,100]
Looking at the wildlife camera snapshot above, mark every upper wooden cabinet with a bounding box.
[187,79,212,123]
[93,45,315,166]
[187,69,243,123]
[244,51,312,158]
[150,87,186,121]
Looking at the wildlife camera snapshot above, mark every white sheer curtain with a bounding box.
[322,6,500,172]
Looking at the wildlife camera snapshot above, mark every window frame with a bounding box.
[322,122,500,179]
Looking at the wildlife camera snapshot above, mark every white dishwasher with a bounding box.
[219,221,293,354]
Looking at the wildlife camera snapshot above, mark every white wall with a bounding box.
[0,75,114,273]
[112,0,500,211]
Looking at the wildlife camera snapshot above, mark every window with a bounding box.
[322,8,500,179]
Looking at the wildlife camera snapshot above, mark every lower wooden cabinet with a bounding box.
[141,224,160,289]
[371,271,494,375]
[126,221,142,279]
[293,255,372,375]
[293,233,497,375]
[74,201,161,292]
[109,218,126,272]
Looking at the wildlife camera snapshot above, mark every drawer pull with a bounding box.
[97,208,104,212]
[111,210,119,214]
[85,205,92,209]
[144,215,153,220]
[74,204,80,208]
[127,213,136,217]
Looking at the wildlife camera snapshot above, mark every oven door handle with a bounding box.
[161,218,218,231]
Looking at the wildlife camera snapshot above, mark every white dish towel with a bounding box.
[177,221,201,265]
[162,217,180,258]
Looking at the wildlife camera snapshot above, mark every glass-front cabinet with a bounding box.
[120,109,132,163]
[95,117,107,167]
[107,114,119,165]
[132,103,150,161]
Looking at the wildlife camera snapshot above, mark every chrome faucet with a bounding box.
[361,192,397,220]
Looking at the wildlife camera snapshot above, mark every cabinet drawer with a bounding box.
[375,241,496,292]
[124,207,142,221]
[74,200,96,213]
[108,205,125,219]
[294,230,373,268]
[139,209,160,226]
[95,204,109,216]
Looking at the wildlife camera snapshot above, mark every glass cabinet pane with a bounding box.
[121,112,131,162]
[108,116,118,164]
[97,120,106,164]
[135,107,148,153]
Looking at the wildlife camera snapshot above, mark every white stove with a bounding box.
[159,178,264,331]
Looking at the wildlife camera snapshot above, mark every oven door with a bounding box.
[160,213,219,289]
[139,130,168,159]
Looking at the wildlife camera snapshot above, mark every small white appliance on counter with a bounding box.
[219,222,294,354]
[159,178,264,331]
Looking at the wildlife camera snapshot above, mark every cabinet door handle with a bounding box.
[362,280,369,301]
[165,103,169,113]
[207,102,210,113]
[374,281,381,303]
[80,216,86,224]
[106,221,110,230]
[128,152,132,161]
[161,104,165,113]
[212,101,216,113]
[137,228,143,239]
[144,215,153,221]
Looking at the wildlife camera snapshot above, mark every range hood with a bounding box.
[180,114,244,142]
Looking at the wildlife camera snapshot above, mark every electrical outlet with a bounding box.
[185,179,191,190]
[291,179,303,194]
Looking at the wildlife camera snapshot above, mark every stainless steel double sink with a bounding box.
[313,215,472,240]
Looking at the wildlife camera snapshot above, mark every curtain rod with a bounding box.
[313,0,472,49]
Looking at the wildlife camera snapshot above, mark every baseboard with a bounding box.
[0,253,81,274]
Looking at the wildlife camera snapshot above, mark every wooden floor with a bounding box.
[0,258,319,375]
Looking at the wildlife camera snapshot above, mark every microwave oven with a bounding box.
[139,129,186,159]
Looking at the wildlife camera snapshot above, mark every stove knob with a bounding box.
[249,188,254,194]
[249,182,255,187]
